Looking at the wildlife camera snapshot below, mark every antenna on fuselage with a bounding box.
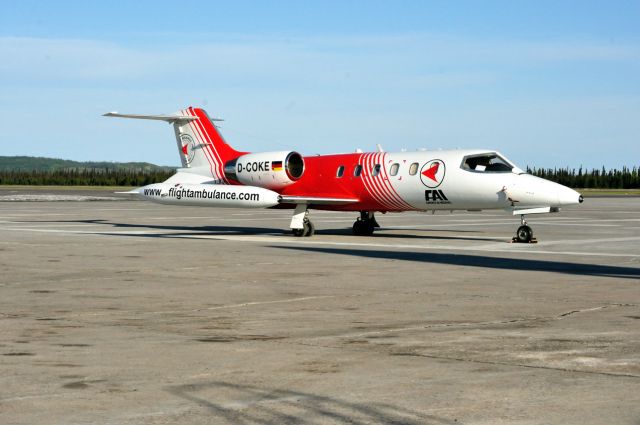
[376,144,384,152]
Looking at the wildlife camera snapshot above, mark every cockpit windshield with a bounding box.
[461,153,515,173]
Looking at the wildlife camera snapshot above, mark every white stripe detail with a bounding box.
[189,108,227,182]
[185,108,221,180]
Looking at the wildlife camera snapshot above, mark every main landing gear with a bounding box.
[292,218,315,237]
[352,211,379,236]
[513,214,537,243]
[290,204,315,237]
[290,208,380,237]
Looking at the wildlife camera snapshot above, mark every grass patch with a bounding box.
[0,185,133,191]
[578,188,640,196]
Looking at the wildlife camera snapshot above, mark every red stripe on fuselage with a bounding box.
[365,152,409,211]
[378,153,414,210]
[362,153,400,210]
[279,152,413,212]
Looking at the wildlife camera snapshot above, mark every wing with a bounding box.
[279,195,359,206]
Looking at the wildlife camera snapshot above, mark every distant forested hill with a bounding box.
[0,156,175,186]
[0,156,174,172]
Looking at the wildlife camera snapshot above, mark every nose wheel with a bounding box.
[512,215,537,243]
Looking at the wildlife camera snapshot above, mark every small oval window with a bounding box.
[354,164,362,177]
[336,165,345,177]
[390,163,399,176]
[372,164,381,176]
[409,162,419,175]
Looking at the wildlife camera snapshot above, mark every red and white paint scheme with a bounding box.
[104,107,583,242]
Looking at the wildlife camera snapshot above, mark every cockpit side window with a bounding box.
[461,153,514,173]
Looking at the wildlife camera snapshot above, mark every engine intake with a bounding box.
[224,151,305,190]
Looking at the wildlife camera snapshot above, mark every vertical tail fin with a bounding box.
[104,106,245,182]
[176,107,244,181]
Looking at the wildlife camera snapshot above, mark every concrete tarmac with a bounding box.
[1,190,639,424]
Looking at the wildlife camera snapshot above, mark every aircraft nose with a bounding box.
[556,184,583,206]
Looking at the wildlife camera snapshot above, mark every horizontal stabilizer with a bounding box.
[103,112,198,123]
[279,196,358,205]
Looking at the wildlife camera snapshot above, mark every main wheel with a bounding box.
[304,220,315,237]
[516,225,533,243]
[292,228,305,237]
[352,219,375,236]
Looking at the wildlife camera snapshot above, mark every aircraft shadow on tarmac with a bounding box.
[23,219,498,242]
[23,219,285,236]
[166,381,457,425]
[273,246,640,280]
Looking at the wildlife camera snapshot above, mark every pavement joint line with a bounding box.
[4,224,637,258]
[536,236,640,246]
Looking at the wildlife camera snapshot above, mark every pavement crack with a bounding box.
[331,303,634,339]
[389,352,640,380]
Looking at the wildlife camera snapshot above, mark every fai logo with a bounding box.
[425,189,451,204]
[420,159,446,188]
[180,134,196,164]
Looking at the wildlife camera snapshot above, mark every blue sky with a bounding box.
[1,1,638,169]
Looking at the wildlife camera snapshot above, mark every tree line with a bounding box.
[0,168,176,186]
[0,166,638,188]
[527,166,640,189]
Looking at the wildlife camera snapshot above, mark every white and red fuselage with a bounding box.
[105,107,582,240]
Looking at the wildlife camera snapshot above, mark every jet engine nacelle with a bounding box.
[225,151,304,190]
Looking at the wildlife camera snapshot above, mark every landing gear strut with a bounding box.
[291,204,315,237]
[292,218,315,237]
[352,211,377,236]
[513,214,536,243]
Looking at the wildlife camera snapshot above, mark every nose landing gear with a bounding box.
[513,214,537,243]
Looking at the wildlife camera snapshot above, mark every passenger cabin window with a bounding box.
[462,153,514,173]
[409,162,419,175]
[336,165,345,178]
[354,164,362,177]
[390,163,399,176]
[372,164,381,177]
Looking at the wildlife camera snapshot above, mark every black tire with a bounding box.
[353,219,375,236]
[292,228,305,237]
[352,220,365,235]
[516,225,533,243]
[304,220,315,237]
[352,220,362,235]
[362,220,375,236]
